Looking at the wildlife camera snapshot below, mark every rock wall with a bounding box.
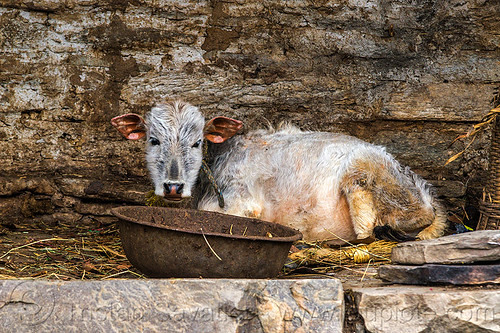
[1,0,499,226]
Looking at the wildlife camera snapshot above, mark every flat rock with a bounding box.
[391,230,500,265]
[352,285,500,333]
[0,279,343,333]
[378,264,500,285]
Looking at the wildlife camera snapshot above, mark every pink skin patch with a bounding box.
[211,137,224,143]
[128,132,142,140]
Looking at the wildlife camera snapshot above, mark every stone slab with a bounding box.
[391,230,500,265]
[0,278,343,333]
[378,264,500,285]
[352,285,500,333]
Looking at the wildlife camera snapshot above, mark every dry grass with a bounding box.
[285,239,397,277]
[0,222,145,280]
[446,106,500,166]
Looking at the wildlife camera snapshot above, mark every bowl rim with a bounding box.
[112,206,303,243]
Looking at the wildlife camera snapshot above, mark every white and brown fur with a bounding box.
[112,100,447,243]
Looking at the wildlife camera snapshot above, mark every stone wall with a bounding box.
[1,0,499,225]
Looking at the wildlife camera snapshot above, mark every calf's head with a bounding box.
[111,101,242,200]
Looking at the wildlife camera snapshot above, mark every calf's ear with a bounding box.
[111,114,146,140]
[204,117,243,143]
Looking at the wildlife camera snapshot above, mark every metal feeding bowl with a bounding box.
[111,206,303,278]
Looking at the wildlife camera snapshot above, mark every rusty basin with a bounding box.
[111,206,302,278]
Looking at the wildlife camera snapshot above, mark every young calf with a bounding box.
[111,100,446,243]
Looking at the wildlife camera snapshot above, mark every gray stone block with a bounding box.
[378,264,500,285]
[391,230,500,265]
[353,285,500,333]
[0,279,344,333]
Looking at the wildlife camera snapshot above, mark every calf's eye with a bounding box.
[150,138,160,146]
[192,139,202,148]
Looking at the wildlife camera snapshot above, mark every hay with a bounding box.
[0,222,145,280]
[286,240,397,275]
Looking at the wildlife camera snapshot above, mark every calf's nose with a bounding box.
[164,183,184,195]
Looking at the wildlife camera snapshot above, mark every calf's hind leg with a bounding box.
[344,189,378,240]
[345,189,418,242]
[415,205,447,240]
